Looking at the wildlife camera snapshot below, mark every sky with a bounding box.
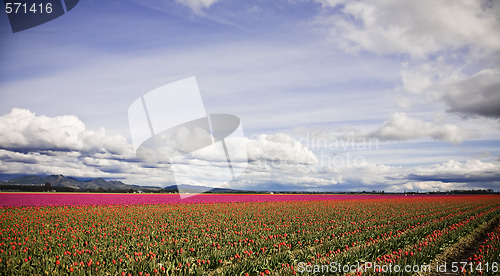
[0,0,499,192]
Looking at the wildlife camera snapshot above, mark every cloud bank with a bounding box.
[2,109,497,192]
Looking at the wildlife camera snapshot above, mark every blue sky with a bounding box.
[0,0,499,192]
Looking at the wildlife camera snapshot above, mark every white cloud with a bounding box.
[316,0,500,58]
[0,108,85,151]
[175,0,219,13]
[0,108,132,154]
[246,133,318,165]
[414,159,498,176]
[367,112,475,144]
[304,112,478,144]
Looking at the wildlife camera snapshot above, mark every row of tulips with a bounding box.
[464,219,500,275]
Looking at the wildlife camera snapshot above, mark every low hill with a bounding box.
[0,175,162,192]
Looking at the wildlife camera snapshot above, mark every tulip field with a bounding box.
[0,194,499,275]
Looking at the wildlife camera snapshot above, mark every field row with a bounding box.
[0,195,499,275]
[0,193,412,207]
[463,220,500,275]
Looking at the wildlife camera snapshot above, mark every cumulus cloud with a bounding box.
[0,108,132,154]
[315,0,500,58]
[315,112,476,144]
[246,133,318,165]
[0,108,85,151]
[367,112,475,144]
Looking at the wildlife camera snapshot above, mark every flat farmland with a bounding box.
[0,194,499,275]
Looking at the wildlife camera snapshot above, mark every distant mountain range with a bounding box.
[0,174,242,193]
[0,174,162,192]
